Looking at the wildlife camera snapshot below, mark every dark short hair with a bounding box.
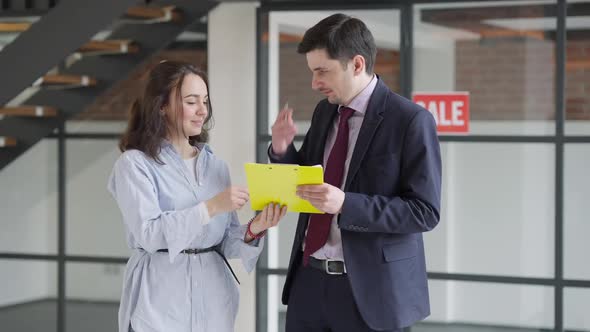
[297,13,377,74]
[119,61,213,163]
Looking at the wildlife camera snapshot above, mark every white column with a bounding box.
[208,3,259,332]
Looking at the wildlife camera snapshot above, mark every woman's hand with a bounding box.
[205,186,249,217]
[244,203,287,243]
[251,203,287,234]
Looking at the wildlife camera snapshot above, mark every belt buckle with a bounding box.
[324,259,346,275]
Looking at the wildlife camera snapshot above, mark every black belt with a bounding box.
[307,256,347,275]
[154,247,240,285]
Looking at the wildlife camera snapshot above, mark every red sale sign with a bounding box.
[413,92,470,134]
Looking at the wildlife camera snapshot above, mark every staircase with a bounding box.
[0,0,217,170]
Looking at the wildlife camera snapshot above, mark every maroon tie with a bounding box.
[303,107,355,265]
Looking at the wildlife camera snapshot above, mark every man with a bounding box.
[269,13,442,332]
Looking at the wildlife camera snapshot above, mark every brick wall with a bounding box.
[279,43,324,121]
[456,37,589,121]
[566,40,590,120]
[76,49,208,121]
[456,37,555,120]
[75,37,589,122]
[374,50,400,95]
[77,42,400,123]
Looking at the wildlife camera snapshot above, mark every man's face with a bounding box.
[306,48,355,105]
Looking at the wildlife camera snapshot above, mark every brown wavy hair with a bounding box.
[119,61,213,163]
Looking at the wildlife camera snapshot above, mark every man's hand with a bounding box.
[296,183,345,214]
[271,107,297,156]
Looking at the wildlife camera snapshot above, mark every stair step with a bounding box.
[0,22,31,33]
[34,74,98,88]
[77,39,140,55]
[125,5,181,23]
[0,106,58,118]
[0,137,17,148]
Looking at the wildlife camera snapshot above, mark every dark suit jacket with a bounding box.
[269,78,442,330]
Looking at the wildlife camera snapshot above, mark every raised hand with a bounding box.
[270,106,297,156]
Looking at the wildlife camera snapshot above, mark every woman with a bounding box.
[108,60,286,332]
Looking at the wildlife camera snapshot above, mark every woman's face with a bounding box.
[166,73,209,140]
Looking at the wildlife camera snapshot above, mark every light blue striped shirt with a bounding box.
[108,141,263,332]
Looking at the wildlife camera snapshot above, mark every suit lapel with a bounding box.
[344,79,388,190]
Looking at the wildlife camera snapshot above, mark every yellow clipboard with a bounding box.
[244,163,324,214]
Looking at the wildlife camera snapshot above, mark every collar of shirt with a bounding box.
[160,140,213,186]
[338,74,378,115]
[160,139,213,156]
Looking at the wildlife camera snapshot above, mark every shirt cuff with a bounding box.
[236,224,265,272]
[196,202,211,225]
[268,144,285,160]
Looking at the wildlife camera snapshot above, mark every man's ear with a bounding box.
[352,55,366,75]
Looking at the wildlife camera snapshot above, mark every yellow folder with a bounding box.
[244,163,325,214]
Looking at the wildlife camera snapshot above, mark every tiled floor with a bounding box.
[0,300,117,332]
[0,300,583,332]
